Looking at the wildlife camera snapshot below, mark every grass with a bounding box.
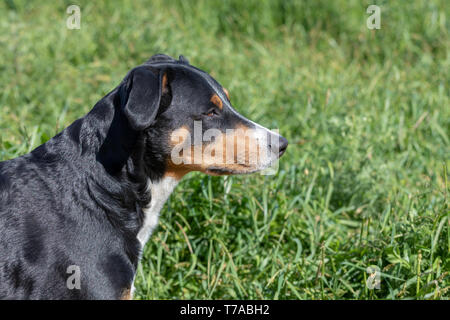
[0,0,449,299]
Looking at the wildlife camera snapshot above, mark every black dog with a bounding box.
[0,54,288,299]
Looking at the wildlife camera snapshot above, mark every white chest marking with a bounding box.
[132,176,178,298]
[137,176,179,247]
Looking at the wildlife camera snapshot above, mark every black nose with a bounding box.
[278,136,288,157]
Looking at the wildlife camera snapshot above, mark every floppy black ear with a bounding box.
[121,67,167,131]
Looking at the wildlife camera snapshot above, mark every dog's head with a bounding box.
[113,54,287,180]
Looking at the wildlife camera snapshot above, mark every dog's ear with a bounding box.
[145,54,176,64]
[179,55,189,65]
[121,67,169,131]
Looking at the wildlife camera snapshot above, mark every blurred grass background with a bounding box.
[0,0,448,299]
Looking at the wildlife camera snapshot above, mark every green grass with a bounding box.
[0,0,449,299]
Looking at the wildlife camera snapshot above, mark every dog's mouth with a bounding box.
[205,164,260,176]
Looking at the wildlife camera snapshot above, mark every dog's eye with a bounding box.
[204,108,218,117]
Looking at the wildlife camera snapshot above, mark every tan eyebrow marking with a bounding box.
[223,88,229,100]
[210,94,223,110]
[162,72,168,94]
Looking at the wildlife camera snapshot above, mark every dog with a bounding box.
[0,54,288,299]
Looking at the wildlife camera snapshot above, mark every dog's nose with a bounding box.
[278,136,288,157]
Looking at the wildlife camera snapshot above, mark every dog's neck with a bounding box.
[129,176,178,297]
[57,92,180,266]
[137,176,179,246]
[63,96,171,263]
